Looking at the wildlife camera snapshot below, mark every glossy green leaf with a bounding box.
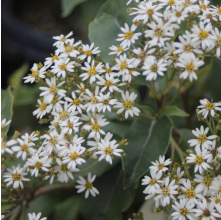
[8,62,29,99]
[89,13,121,64]
[159,106,189,117]
[61,0,87,17]
[54,196,81,220]
[1,87,14,133]
[80,165,136,220]
[122,115,173,188]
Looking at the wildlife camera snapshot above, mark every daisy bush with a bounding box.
[1,0,221,219]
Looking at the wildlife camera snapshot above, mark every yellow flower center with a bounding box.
[39,103,47,111]
[183,0,192,8]
[151,65,158,72]
[176,11,182,17]
[197,134,207,143]
[205,102,215,110]
[168,0,175,6]
[50,85,58,94]
[60,64,67,70]
[88,67,97,76]
[207,14,213,19]
[91,96,99,104]
[21,144,29,151]
[51,96,58,104]
[1,141,6,149]
[61,36,67,42]
[49,137,58,145]
[29,70,39,78]
[203,177,213,187]
[36,162,42,169]
[91,123,101,131]
[120,61,127,70]
[84,50,92,56]
[67,122,73,129]
[184,45,193,53]
[104,146,113,155]
[124,31,133,39]
[199,30,209,40]
[85,182,93,190]
[59,111,69,121]
[138,51,147,61]
[195,155,204,164]
[216,38,221,48]
[217,6,221,14]
[203,209,211,217]
[123,100,133,110]
[158,164,164,170]
[186,61,195,72]
[72,98,81,105]
[12,173,21,181]
[162,187,170,196]
[150,178,157,185]
[103,99,109,105]
[117,45,123,52]
[104,80,113,87]
[186,188,195,199]
[69,152,80,160]
[65,45,74,53]
[215,198,221,204]
[154,28,164,37]
[79,88,85,93]
[199,5,209,10]
[61,164,69,172]
[175,177,180,182]
[147,9,153,15]
[51,54,59,62]
[180,208,189,216]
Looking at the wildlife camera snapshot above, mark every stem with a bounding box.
[74,161,99,175]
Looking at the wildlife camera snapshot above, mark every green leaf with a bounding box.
[61,0,87,17]
[149,87,162,100]
[122,115,173,188]
[80,165,136,220]
[1,87,14,133]
[89,13,121,64]
[54,196,81,220]
[139,105,156,117]
[159,106,189,117]
[8,62,29,99]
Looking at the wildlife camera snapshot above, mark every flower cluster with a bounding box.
[141,98,221,219]
[1,31,135,202]
[109,0,221,82]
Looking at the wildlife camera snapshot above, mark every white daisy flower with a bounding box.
[210,193,221,209]
[174,167,185,184]
[114,91,140,119]
[12,138,36,160]
[171,198,195,220]
[26,155,51,177]
[112,54,135,76]
[53,31,73,47]
[83,86,100,112]
[154,177,178,207]
[142,170,162,194]
[194,199,221,220]
[97,92,117,112]
[27,212,47,220]
[51,58,75,78]
[23,63,46,83]
[145,18,176,47]
[1,138,16,154]
[44,168,56,185]
[177,55,204,81]
[60,117,82,134]
[142,57,167,81]
[65,91,84,114]
[179,179,204,204]
[117,23,142,47]
[39,77,66,103]
[149,155,172,175]
[194,174,214,196]
[78,43,100,63]
[96,139,122,164]
[186,146,211,174]
[199,8,217,24]
[33,99,52,119]
[191,21,216,50]
[47,95,64,113]
[59,38,81,58]
[76,172,99,198]
[21,132,39,144]
[1,118,11,131]
[211,5,221,21]
[83,116,109,139]
[80,60,104,84]
[109,44,129,56]
[210,27,221,57]
[44,52,60,68]
[160,0,181,10]
[181,0,199,13]
[63,144,86,169]
[197,98,221,119]
[96,73,121,93]
[75,83,86,96]
[130,1,163,23]
[170,4,188,24]
[188,125,217,150]
[210,175,221,194]
[174,32,203,58]
[3,165,29,189]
